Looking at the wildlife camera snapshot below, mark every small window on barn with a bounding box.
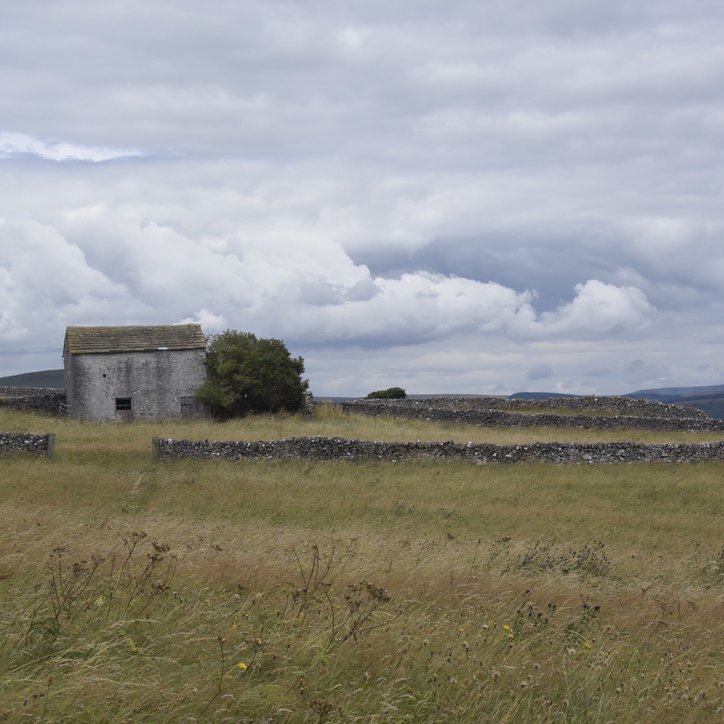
[115,397,132,411]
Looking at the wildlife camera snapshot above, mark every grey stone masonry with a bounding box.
[154,436,724,464]
[0,387,66,416]
[338,397,724,432]
[0,432,55,456]
[63,324,207,422]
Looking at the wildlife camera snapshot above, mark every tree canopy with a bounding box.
[196,331,308,417]
[366,387,406,399]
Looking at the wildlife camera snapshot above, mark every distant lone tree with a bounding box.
[366,386,406,399]
[196,331,308,417]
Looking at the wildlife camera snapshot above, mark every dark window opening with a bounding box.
[115,397,132,411]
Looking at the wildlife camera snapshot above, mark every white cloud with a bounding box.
[285,272,537,344]
[0,132,143,162]
[180,309,228,333]
[540,280,655,335]
[0,218,145,352]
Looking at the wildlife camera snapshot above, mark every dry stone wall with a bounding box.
[338,397,724,432]
[154,436,724,464]
[0,432,55,456]
[0,387,66,416]
[439,395,709,419]
[155,395,724,464]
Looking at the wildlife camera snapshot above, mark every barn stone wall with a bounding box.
[65,349,206,421]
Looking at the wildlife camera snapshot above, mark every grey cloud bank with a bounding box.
[1,0,723,396]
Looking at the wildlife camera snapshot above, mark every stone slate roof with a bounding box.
[64,325,206,355]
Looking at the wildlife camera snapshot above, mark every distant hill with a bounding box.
[665,394,724,420]
[509,386,724,420]
[628,383,724,398]
[626,384,724,420]
[0,369,64,388]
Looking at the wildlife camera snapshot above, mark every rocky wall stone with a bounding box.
[337,397,724,432]
[0,387,66,416]
[154,436,724,464]
[0,432,55,456]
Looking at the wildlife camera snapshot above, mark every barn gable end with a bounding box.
[63,324,207,421]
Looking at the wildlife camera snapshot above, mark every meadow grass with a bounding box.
[0,407,722,722]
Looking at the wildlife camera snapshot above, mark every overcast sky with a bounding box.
[2,0,724,396]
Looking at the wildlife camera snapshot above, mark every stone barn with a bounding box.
[63,324,207,421]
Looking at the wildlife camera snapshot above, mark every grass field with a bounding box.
[0,406,722,722]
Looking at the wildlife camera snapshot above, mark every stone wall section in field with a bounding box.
[337,397,724,432]
[154,436,724,464]
[0,387,66,416]
[0,432,55,456]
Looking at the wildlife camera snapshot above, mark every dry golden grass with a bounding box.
[0,406,722,721]
[5,402,724,447]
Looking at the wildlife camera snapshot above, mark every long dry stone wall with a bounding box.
[154,436,724,464]
[338,397,724,432]
[0,432,55,456]
[0,387,66,416]
[155,395,724,464]
[417,395,710,419]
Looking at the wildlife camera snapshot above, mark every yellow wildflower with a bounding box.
[502,625,511,631]
[237,662,248,671]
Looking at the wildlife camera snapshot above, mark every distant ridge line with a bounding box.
[0,369,65,388]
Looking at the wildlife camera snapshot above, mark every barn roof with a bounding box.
[64,325,206,355]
